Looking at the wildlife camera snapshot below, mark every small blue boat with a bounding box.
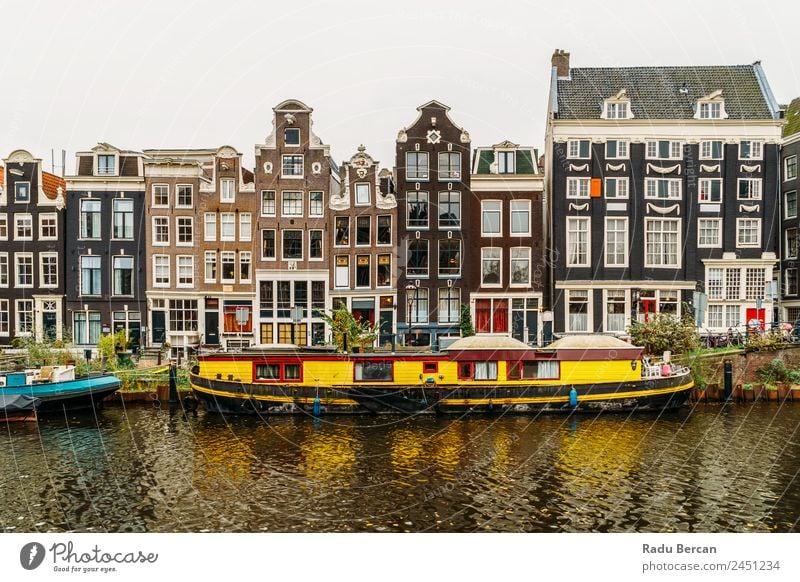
[0,366,121,413]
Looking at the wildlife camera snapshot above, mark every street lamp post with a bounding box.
[405,283,416,346]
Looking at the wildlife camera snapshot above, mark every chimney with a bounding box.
[552,49,570,78]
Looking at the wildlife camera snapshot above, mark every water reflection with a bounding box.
[0,405,798,532]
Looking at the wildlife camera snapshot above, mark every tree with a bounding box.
[459,303,475,337]
[628,309,699,355]
[316,306,378,352]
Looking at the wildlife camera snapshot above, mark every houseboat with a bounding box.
[0,366,121,412]
[189,335,693,415]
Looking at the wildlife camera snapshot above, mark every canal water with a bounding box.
[1,404,798,532]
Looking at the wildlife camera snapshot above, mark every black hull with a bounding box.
[191,372,693,416]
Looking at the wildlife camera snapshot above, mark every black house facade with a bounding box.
[546,50,784,335]
[65,143,147,350]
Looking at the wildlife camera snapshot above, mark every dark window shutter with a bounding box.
[516,150,535,174]
[477,150,494,174]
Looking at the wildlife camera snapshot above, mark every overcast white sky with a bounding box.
[1,0,798,174]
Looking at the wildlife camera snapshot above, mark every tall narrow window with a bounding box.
[261,191,276,216]
[438,288,460,324]
[438,152,461,179]
[356,216,371,246]
[0,254,8,287]
[220,178,235,202]
[482,200,502,235]
[204,251,217,282]
[510,200,530,235]
[113,256,134,296]
[0,214,7,240]
[240,252,251,282]
[80,256,102,296]
[355,183,371,205]
[567,217,590,267]
[97,154,115,175]
[510,247,531,285]
[176,217,193,245]
[407,240,429,277]
[377,254,391,287]
[407,192,429,228]
[786,155,798,181]
[152,184,169,207]
[438,240,461,277]
[221,252,236,282]
[204,213,217,241]
[153,256,170,287]
[220,213,235,241]
[309,191,324,216]
[409,288,429,324]
[113,199,134,239]
[335,256,349,288]
[438,192,461,228]
[481,248,501,286]
[645,219,680,267]
[497,151,515,174]
[356,256,370,288]
[262,230,276,259]
[15,254,33,287]
[309,230,323,259]
[567,290,590,332]
[377,215,392,245]
[605,218,627,266]
[80,199,102,239]
[152,217,169,245]
[335,217,350,246]
[239,213,252,242]
[406,152,429,180]
[177,256,194,287]
[40,253,58,288]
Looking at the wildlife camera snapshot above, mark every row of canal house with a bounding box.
[2,50,798,351]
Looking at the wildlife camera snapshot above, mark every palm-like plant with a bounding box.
[316,306,378,352]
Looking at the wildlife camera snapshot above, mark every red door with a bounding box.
[745,308,765,330]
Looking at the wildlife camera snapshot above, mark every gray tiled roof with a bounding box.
[556,65,774,120]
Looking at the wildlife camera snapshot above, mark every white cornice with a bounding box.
[551,119,783,141]
[65,177,145,191]
[470,175,544,192]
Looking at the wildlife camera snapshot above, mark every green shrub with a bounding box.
[628,308,699,355]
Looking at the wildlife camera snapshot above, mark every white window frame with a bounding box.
[239,213,252,242]
[510,199,531,236]
[175,216,194,247]
[566,217,590,267]
[152,216,169,246]
[0,213,7,241]
[480,247,502,288]
[509,247,531,287]
[644,218,681,268]
[566,177,591,199]
[38,212,58,240]
[204,212,216,241]
[153,255,170,288]
[281,190,304,217]
[481,200,502,237]
[0,253,8,288]
[700,140,724,160]
[151,184,169,208]
[220,178,236,203]
[737,178,762,201]
[240,251,251,283]
[645,140,683,160]
[204,251,217,283]
[405,151,429,180]
[567,139,590,159]
[112,255,134,297]
[175,184,193,208]
[14,214,33,241]
[785,227,798,259]
[355,183,371,206]
[14,181,31,203]
[604,217,628,267]
[605,139,629,160]
[565,289,592,333]
[736,218,761,248]
[281,155,304,179]
[645,177,682,200]
[309,191,324,217]
[603,289,629,334]
[785,155,798,182]
[261,190,276,216]
[176,255,194,288]
[334,256,349,288]
[39,252,58,288]
[220,212,235,242]
[739,140,763,161]
[698,178,722,203]
[220,251,236,283]
[15,252,34,288]
[604,101,630,120]
[15,299,34,335]
[281,229,304,261]
[786,191,798,220]
[697,101,723,119]
[261,229,277,261]
[0,298,9,336]
[697,218,722,248]
[309,229,324,261]
[604,177,629,199]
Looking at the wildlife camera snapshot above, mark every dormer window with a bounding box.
[694,90,727,120]
[497,151,515,174]
[97,154,116,175]
[602,89,632,120]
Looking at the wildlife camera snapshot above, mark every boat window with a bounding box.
[256,364,280,380]
[355,361,393,381]
[474,362,498,381]
[458,362,473,379]
[423,362,438,373]
[508,361,560,380]
[284,364,301,380]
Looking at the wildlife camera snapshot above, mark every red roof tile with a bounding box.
[42,171,65,200]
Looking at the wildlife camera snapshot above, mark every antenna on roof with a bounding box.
[679,83,689,95]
